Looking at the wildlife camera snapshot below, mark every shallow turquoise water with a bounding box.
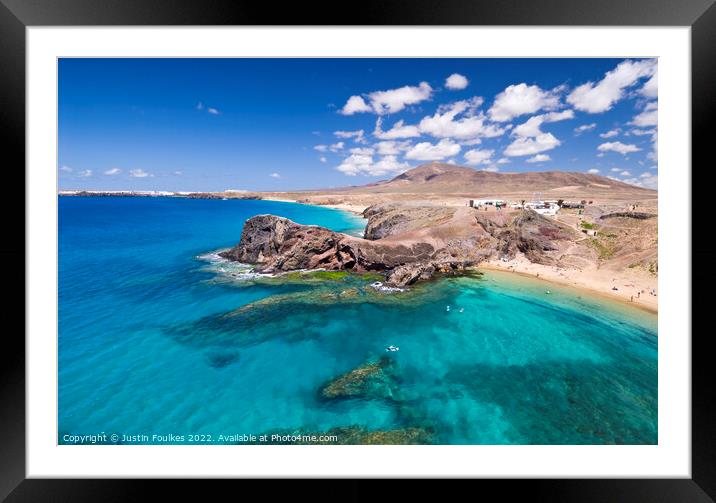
[58,197,657,444]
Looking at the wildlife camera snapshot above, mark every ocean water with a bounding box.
[58,197,657,445]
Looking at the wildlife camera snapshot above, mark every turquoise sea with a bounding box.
[58,196,657,445]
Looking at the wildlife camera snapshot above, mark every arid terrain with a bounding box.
[216,163,658,311]
[62,162,657,310]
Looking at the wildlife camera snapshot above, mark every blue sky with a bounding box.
[58,58,657,192]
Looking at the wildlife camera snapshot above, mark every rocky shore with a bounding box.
[218,202,581,288]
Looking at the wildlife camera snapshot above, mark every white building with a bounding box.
[469,198,505,207]
[525,201,560,216]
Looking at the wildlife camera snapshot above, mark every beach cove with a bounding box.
[59,196,657,445]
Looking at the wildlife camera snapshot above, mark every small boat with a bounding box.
[446,305,451,312]
[385,345,400,352]
[545,290,551,295]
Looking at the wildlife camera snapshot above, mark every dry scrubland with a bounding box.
[217,163,658,311]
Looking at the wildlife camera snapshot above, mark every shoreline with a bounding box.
[63,194,657,315]
[264,197,658,314]
[261,196,368,216]
[478,260,658,315]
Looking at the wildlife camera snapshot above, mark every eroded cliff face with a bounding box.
[362,203,456,240]
[474,210,577,266]
[219,205,578,287]
[218,215,357,272]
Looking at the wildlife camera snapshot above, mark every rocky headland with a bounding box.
[218,202,580,288]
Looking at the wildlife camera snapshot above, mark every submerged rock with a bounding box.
[206,350,240,368]
[384,260,477,287]
[320,356,396,400]
[249,426,433,445]
[328,426,433,444]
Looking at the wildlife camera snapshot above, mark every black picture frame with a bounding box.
[2,0,713,500]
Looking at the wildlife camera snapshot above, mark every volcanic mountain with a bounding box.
[337,162,656,199]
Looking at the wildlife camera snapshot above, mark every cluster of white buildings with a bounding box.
[469,198,561,216]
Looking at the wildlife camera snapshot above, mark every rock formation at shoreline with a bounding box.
[219,204,582,287]
[219,215,358,271]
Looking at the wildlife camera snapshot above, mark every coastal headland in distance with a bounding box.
[61,162,658,312]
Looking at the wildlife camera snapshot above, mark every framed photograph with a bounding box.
[3,0,714,499]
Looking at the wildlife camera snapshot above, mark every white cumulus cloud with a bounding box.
[574,123,597,135]
[374,118,421,140]
[418,98,506,141]
[463,148,494,165]
[314,142,344,153]
[405,139,461,161]
[488,83,561,122]
[622,173,658,190]
[588,168,600,174]
[566,59,656,113]
[504,133,560,157]
[349,147,374,155]
[630,101,657,127]
[374,140,412,155]
[599,128,621,138]
[334,130,366,143]
[129,169,152,178]
[336,154,410,177]
[512,110,574,138]
[341,82,433,115]
[367,82,433,114]
[104,168,121,175]
[269,172,281,178]
[445,73,469,90]
[526,154,551,163]
[339,95,372,115]
[597,141,641,155]
[640,68,658,98]
[630,128,656,136]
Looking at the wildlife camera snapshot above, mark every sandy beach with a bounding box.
[480,255,657,313]
[261,195,368,216]
[257,192,658,313]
